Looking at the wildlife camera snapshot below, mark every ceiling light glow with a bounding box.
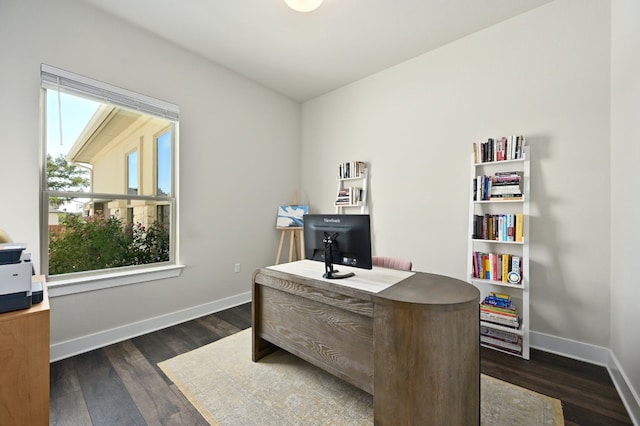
[284,0,323,13]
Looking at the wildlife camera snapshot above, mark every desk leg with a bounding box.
[252,281,279,362]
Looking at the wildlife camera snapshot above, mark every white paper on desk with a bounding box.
[266,260,414,293]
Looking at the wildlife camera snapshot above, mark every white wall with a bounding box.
[611,0,640,422]
[302,0,611,347]
[0,0,300,352]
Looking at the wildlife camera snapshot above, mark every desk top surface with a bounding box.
[261,260,479,309]
[267,260,413,293]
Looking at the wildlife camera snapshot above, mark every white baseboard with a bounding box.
[530,330,610,365]
[608,351,640,426]
[49,291,252,362]
[531,330,640,425]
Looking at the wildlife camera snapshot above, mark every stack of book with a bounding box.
[335,187,362,206]
[481,325,523,355]
[473,135,525,163]
[480,292,520,329]
[473,171,522,201]
[490,171,522,199]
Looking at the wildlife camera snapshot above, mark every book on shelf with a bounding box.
[480,311,520,328]
[501,254,509,283]
[472,214,524,243]
[481,313,519,328]
[481,325,520,343]
[472,251,522,284]
[480,293,520,328]
[480,335,522,354]
[490,185,522,195]
[515,213,524,242]
[489,194,523,200]
[482,292,512,306]
[494,170,522,177]
[481,304,517,317]
[337,161,366,180]
[335,186,362,206]
[473,171,522,201]
[473,136,525,164]
[492,172,522,184]
[481,294,517,314]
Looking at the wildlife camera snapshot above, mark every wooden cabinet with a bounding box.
[0,277,50,425]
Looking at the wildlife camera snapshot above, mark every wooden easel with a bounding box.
[275,193,305,264]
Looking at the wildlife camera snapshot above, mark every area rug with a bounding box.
[158,329,563,425]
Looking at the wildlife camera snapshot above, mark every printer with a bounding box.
[0,243,40,314]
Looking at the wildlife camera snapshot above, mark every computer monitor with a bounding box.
[303,214,372,279]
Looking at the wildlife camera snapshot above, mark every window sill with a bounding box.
[47,264,185,298]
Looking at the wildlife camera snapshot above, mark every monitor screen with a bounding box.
[303,214,372,279]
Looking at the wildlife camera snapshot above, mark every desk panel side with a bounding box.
[253,280,374,394]
[373,300,480,425]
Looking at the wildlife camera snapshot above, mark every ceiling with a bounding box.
[82,0,552,102]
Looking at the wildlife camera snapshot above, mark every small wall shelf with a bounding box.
[335,161,368,214]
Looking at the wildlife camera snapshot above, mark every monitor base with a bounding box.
[323,270,355,279]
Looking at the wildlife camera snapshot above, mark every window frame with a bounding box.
[40,64,182,295]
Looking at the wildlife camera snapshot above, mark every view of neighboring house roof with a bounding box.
[67,105,146,164]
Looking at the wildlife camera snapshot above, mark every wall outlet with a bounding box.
[234,263,241,273]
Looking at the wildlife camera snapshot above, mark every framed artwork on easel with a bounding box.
[276,205,308,229]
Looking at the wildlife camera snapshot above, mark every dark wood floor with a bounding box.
[50,303,633,425]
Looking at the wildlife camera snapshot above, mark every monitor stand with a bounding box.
[322,232,354,279]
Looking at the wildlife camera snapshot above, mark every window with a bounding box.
[127,150,139,195]
[156,130,171,196]
[41,64,179,281]
[157,204,170,228]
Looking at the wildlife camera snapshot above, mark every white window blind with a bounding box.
[41,64,179,121]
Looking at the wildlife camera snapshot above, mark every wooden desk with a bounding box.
[0,276,50,426]
[252,260,480,425]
